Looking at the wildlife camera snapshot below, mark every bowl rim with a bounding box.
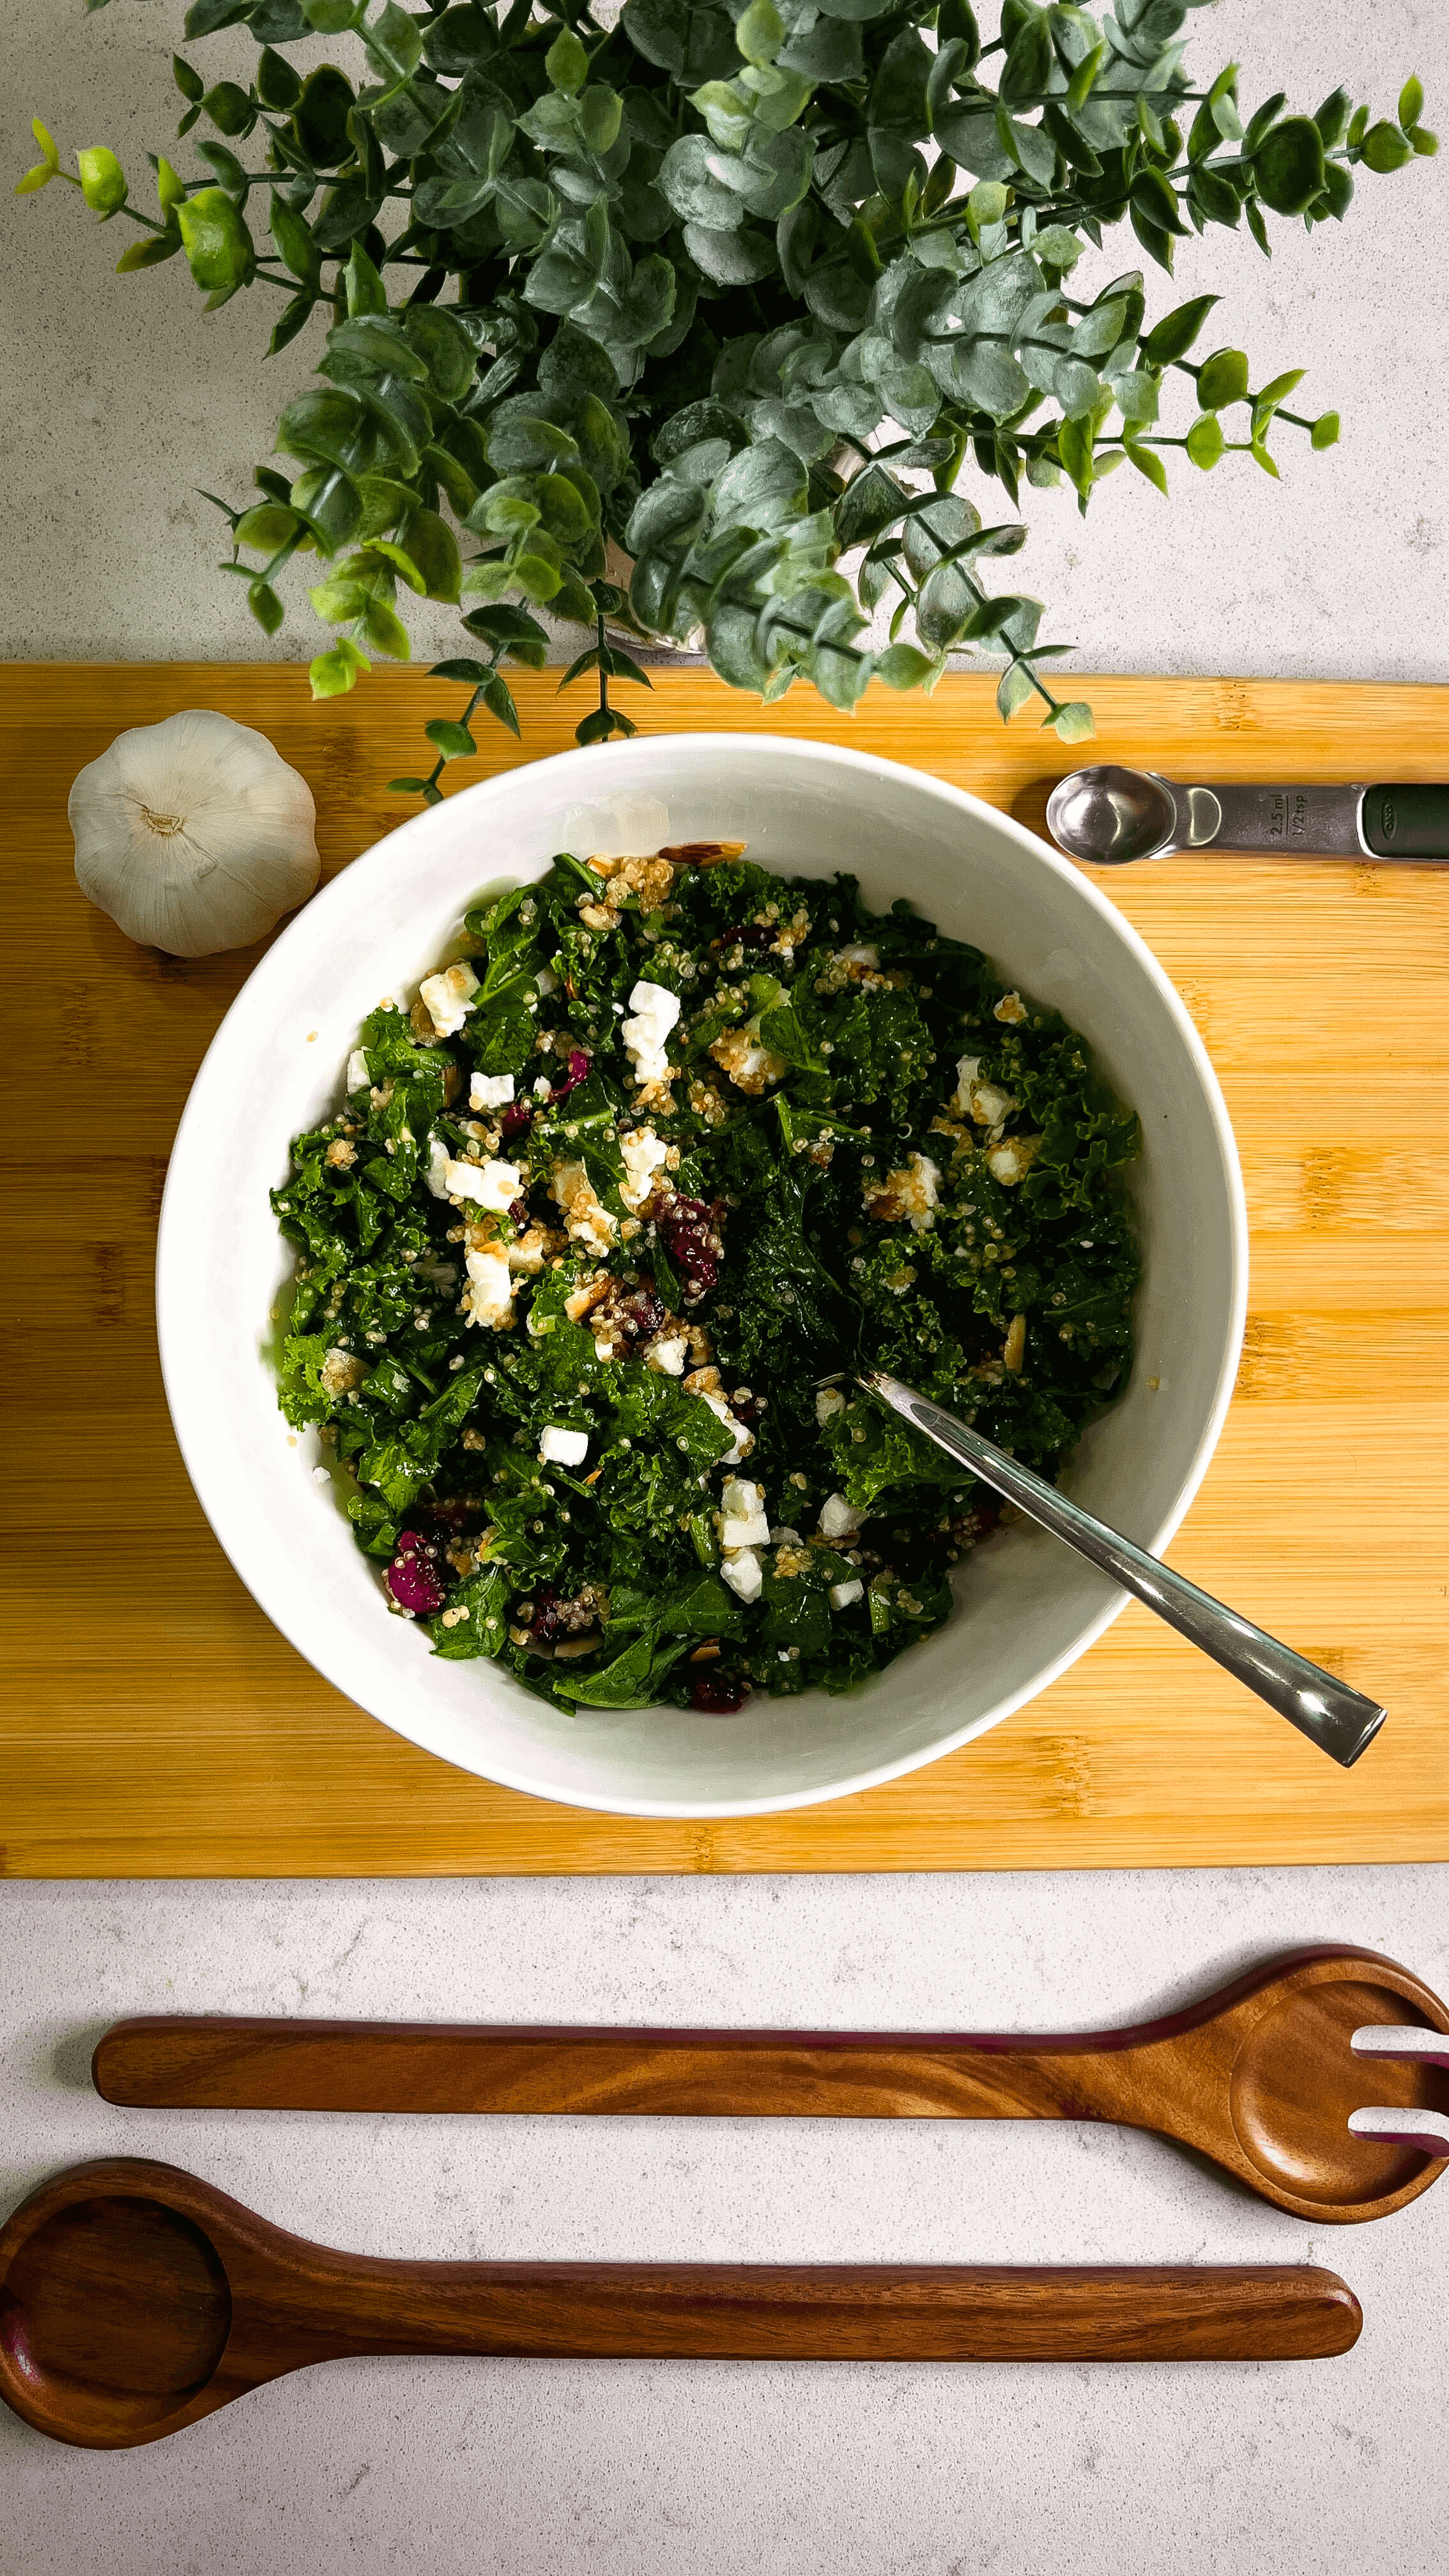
[157,732,1248,1819]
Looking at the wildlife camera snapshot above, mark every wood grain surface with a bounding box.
[3,663,1446,1876]
[89,1946,1449,2227]
[0,2159,1363,2447]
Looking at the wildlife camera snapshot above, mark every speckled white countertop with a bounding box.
[6,0,1448,2566]
[3,1871,1448,2574]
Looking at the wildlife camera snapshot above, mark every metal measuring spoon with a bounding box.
[860,1369,1386,1768]
[1046,763,1449,866]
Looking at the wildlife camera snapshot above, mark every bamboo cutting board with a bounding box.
[3,664,1447,1878]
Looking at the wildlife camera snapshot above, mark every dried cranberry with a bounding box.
[528,1583,562,1643]
[509,1197,528,1223]
[719,923,773,949]
[617,1277,666,1341]
[657,1192,726,1301]
[500,1101,532,1140]
[549,1046,591,1103]
[689,1668,750,1714]
[386,1530,445,1616]
[420,1496,477,1535]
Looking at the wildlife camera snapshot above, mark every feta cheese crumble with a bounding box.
[447,1156,522,1214]
[539,1424,590,1467]
[419,962,479,1036]
[424,1135,452,1200]
[719,1477,770,1550]
[620,979,681,1085]
[619,1125,671,1211]
[464,1245,514,1330]
[719,1547,762,1604]
[470,1071,515,1110]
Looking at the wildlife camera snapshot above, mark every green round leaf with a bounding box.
[1310,410,1340,450]
[364,597,413,660]
[424,718,477,760]
[546,26,590,92]
[293,65,356,169]
[176,186,254,292]
[77,147,128,218]
[309,643,367,698]
[1043,700,1096,744]
[737,0,785,68]
[270,192,321,284]
[235,502,302,551]
[1252,115,1326,213]
[1315,160,1354,219]
[1361,119,1413,174]
[1129,167,1188,238]
[1196,347,1249,411]
[874,641,939,691]
[578,85,624,157]
[203,82,255,139]
[1185,413,1225,470]
[1399,76,1425,133]
[401,303,477,402]
[248,580,285,636]
[300,0,358,33]
[257,47,303,112]
[366,539,428,596]
[406,509,463,604]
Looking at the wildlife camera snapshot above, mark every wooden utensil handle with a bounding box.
[95,2017,1156,2120]
[282,2261,1360,2363]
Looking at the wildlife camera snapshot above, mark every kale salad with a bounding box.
[273,844,1138,1715]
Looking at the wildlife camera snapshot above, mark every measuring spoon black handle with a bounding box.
[1361,785,1449,861]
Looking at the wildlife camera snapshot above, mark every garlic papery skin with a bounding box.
[69,709,320,958]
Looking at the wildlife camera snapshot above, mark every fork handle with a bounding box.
[94,2014,1174,2120]
[862,1372,1386,1769]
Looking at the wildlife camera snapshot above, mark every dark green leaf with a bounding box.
[1361,119,1413,174]
[1252,116,1326,214]
[1129,166,1189,237]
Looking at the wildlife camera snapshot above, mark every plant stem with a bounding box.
[595,609,611,731]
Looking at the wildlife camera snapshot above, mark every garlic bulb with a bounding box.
[69,709,319,958]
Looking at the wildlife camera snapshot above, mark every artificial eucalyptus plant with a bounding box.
[20,1,1435,797]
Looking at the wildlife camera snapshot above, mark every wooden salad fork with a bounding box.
[0,2159,1363,2448]
[94,1947,1449,2227]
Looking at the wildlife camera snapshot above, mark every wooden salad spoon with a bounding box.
[94,1948,1449,2227]
[0,2158,1361,2448]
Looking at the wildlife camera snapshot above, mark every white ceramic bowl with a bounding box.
[158,734,1246,1819]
